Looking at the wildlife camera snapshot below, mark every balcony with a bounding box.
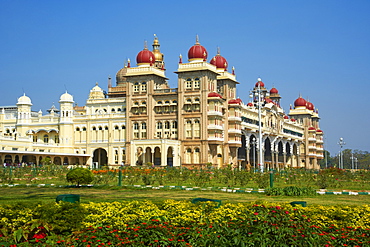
[228,129,242,134]
[207,124,223,130]
[207,111,223,116]
[228,116,242,122]
[308,145,317,150]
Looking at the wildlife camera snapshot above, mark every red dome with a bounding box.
[136,48,155,65]
[270,87,278,94]
[210,54,228,70]
[294,97,307,108]
[188,38,208,61]
[228,98,242,105]
[255,78,265,88]
[247,102,253,107]
[284,115,289,119]
[291,118,296,122]
[208,92,222,98]
[306,101,314,111]
[265,98,273,103]
[308,127,316,131]
[316,129,323,134]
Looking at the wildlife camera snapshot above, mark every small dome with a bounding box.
[210,49,228,70]
[17,94,32,105]
[308,127,316,131]
[255,78,265,88]
[89,83,105,100]
[294,96,307,108]
[188,36,208,61]
[291,118,296,122]
[306,101,314,111]
[270,87,278,94]
[228,98,242,105]
[284,115,289,119]
[208,92,222,98]
[59,91,74,103]
[316,129,323,134]
[136,48,155,65]
[247,102,254,107]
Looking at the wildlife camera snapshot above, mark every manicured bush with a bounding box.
[66,167,94,186]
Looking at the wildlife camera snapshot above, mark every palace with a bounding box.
[0,36,324,170]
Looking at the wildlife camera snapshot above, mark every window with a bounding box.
[93,127,97,131]
[141,82,147,92]
[105,126,108,130]
[115,126,119,130]
[82,127,86,131]
[172,121,178,129]
[194,78,200,89]
[76,127,80,131]
[186,78,192,89]
[33,135,37,143]
[186,120,192,138]
[55,135,59,144]
[141,132,147,138]
[194,120,200,138]
[134,123,139,130]
[141,122,147,129]
[99,126,103,130]
[165,100,170,104]
[43,135,49,143]
[133,82,139,92]
[157,132,162,138]
[157,122,163,129]
[165,121,170,129]
[134,132,139,139]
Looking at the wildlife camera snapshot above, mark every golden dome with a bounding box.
[152,34,164,62]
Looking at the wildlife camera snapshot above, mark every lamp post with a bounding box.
[251,137,257,172]
[337,137,345,169]
[250,78,268,173]
[350,153,355,170]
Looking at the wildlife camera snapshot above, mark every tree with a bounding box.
[66,168,94,187]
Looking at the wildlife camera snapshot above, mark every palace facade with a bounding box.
[0,36,324,169]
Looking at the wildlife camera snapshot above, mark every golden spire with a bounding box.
[195,34,200,45]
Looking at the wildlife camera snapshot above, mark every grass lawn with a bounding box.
[1,187,370,206]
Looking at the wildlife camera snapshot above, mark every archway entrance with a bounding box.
[154,147,161,166]
[167,147,173,167]
[93,148,108,168]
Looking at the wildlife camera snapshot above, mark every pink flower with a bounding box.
[254,212,259,215]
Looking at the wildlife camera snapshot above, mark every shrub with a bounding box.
[66,167,94,187]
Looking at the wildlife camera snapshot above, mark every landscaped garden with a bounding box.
[1,166,370,246]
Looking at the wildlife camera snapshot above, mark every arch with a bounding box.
[154,147,161,166]
[167,147,173,166]
[54,157,62,166]
[63,157,69,165]
[14,155,20,164]
[43,134,49,143]
[194,148,200,164]
[145,147,152,164]
[185,148,192,164]
[278,141,284,163]
[93,148,108,168]
[4,155,12,165]
[264,138,272,162]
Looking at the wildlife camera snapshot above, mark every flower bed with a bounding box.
[1,200,370,246]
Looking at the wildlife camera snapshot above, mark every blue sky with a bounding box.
[1,0,369,155]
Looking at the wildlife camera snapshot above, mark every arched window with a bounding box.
[194,78,200,89]
[92,127,97,131]
[133,82,139,92]
[194,120,200,138]
[98,126,103,130]
[194,148,200,163]
[111,108,115,112]
[105,126,108,130]
[141,122,147,129]
[186,120,192,138]
[76,127,80,131]
[82,127,86,131]
[134,123,139,130]
[186,148,192,164]
[165,121,170,129]
[43,135,49,143]
[157,122,163,129]
[122,125,126,129]
[172,121,178,129]
[186,78,192,89]
[115,126,119,130]
[141,81,147,92]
